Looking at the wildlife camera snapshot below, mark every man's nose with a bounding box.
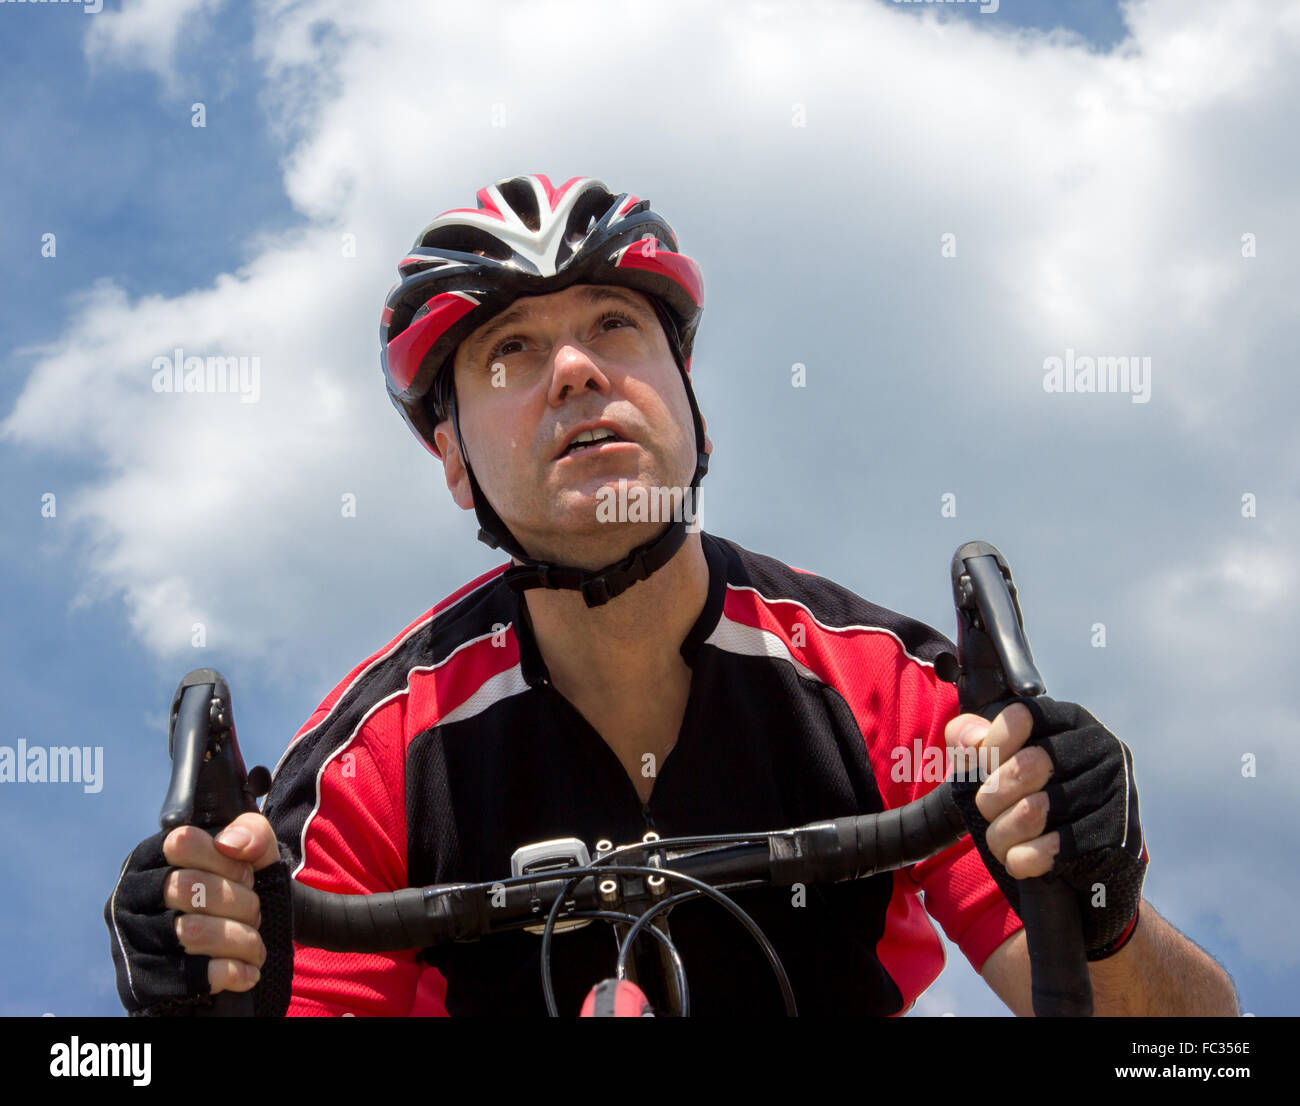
[547,340,611,405]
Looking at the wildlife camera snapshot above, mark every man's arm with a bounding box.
[980,897,1240,1016]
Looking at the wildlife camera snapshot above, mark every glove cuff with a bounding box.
[1086,901,1141,962]
[250,843,295,1016]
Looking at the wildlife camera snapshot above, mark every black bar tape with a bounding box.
[291,882,491,953]
[768,787,966,887]
[1019,878,1093,1016]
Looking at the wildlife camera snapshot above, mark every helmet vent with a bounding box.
[564,189,612,251]
[497,177,542,232]
[419,224,513,261]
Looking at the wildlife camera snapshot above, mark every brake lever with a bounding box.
[935,541,1093,1017]
[162,668,270,1017]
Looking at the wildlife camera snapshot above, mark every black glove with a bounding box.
[948,695,1148,961]
[104,829,295,1016]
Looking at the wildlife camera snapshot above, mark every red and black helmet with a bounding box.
[380,173,704,458]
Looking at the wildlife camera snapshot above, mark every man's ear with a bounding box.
[433,420,475,511]
[701,412,713,457]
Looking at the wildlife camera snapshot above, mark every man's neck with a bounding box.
[521,530,710,698]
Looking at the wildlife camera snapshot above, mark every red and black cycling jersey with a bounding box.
[263,532,1023,1016]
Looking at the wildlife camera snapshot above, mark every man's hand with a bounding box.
[161,812,283,994]
[945,703,1055,877]
[106,811,295,1016]
[942,698,1240,1016]
[942,696,1148,961]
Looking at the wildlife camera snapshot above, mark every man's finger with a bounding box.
[212,812,283,871]
[950,702,1035,759]
[208,958,262,996]
[975,745,1054,822]
[944,712,989,749]
[174,912,267,970]
[163,825,250,886]
[166,812,281,876]
[163,868,261,923]
[1002,833,1061,880]
[985,790,1050,865]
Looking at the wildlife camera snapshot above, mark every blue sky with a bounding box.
[2,0,1295,1017]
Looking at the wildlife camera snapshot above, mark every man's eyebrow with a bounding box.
[575,286,649,313]
[464,287,650,364]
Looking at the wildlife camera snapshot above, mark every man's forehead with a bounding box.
[492,284,649,322]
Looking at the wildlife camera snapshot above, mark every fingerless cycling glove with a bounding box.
[104,830,294,1016]
[947,695,1148,961]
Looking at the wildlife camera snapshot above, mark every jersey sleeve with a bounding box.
[263,699,449,1016]
[831,619,1023,978]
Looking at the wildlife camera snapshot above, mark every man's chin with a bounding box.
[518,470,698,560]
[548,475,640,517]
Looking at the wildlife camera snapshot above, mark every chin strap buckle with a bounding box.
[578,536,660,607]
[580,576,613,607]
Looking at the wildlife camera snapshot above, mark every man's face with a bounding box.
[433,283,706,566]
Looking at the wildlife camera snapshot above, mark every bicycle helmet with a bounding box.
[380,174,709,607]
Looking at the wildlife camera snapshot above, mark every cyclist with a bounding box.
[107,173,1238,1016]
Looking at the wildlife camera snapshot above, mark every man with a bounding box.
[107,174,1238,1017]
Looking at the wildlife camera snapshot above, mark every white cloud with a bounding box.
[1131,525,1296,697]
[84,0,225,95]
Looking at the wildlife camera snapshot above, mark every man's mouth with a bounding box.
[559,427,626,457]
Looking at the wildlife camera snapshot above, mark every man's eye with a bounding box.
[597,310,635,331]
[486,336,525,364]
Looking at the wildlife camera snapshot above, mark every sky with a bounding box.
[1,0,1296,1018]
